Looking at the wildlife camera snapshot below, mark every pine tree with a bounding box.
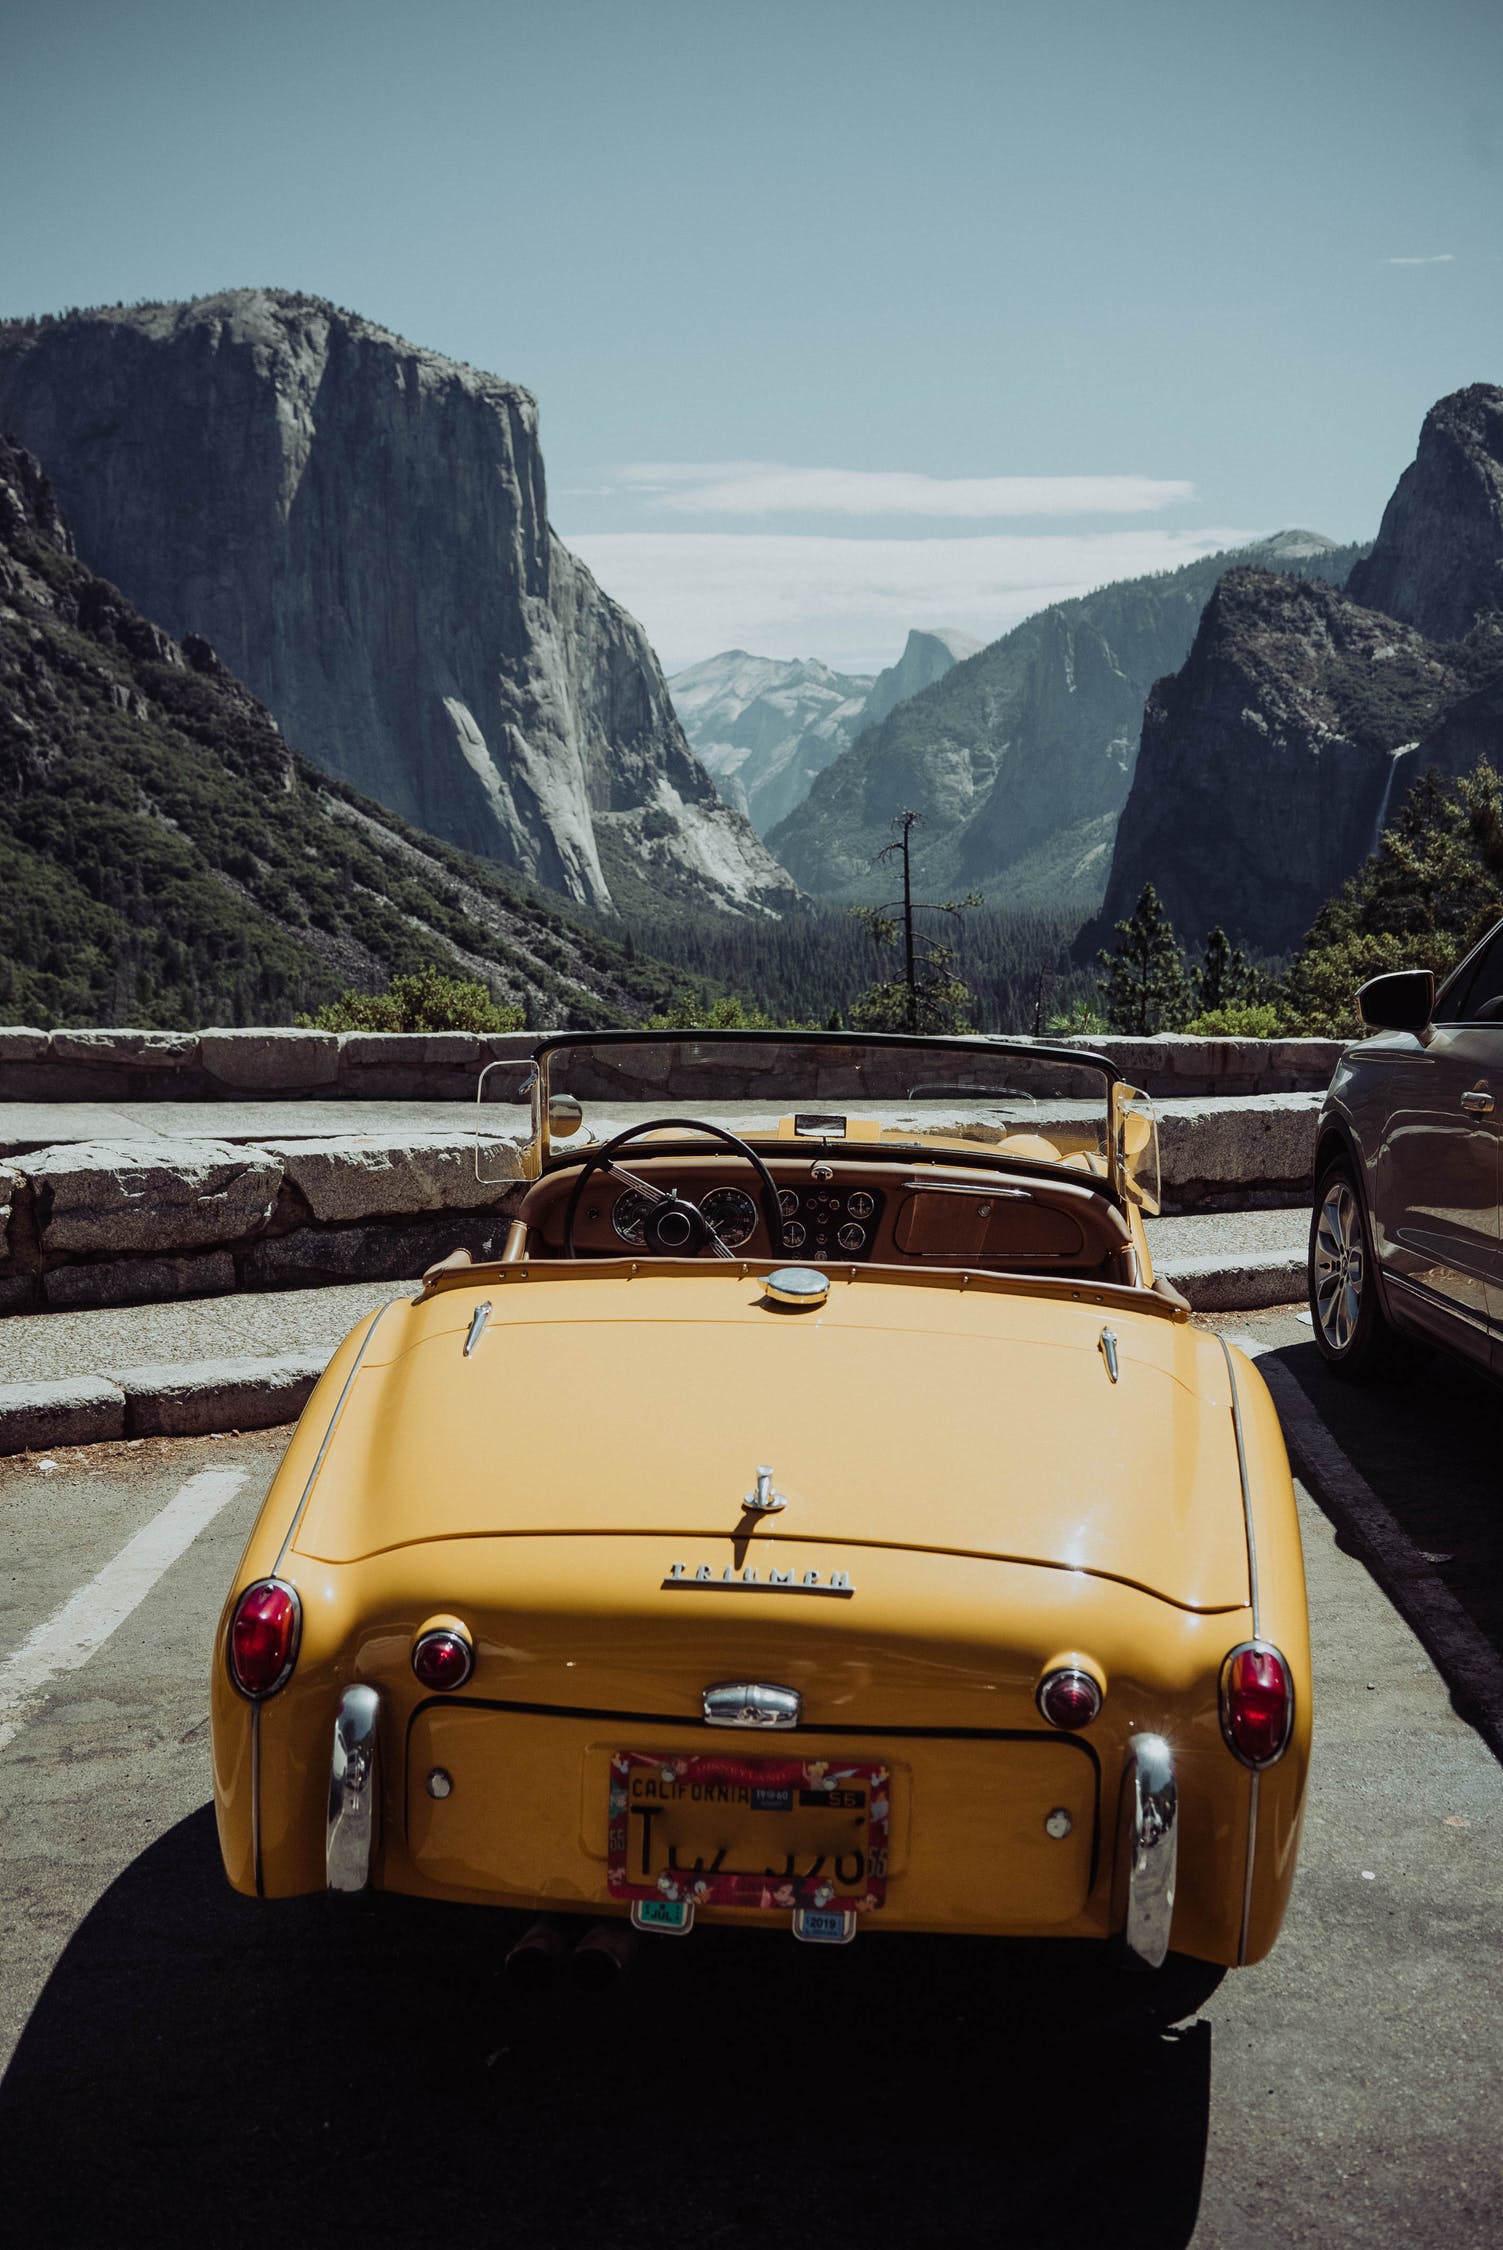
[1281,762,1503,1032]
[848,809,977,1033]
[1095,883,1193,1034]
[1193,927,1259,1014]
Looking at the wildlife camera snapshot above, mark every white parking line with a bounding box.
[0,1465,249,1753]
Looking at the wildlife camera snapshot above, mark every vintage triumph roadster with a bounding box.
[212,1031,1310,1971]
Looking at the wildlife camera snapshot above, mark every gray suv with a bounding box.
[1309,923,1503,1376]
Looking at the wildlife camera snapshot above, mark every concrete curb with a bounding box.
[1155,1248,1307,1312]
[0,1352,326,1456]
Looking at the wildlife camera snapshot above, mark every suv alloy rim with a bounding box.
[1312,1178,1364,1351]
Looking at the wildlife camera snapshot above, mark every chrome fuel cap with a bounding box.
[763,1266,830,1308]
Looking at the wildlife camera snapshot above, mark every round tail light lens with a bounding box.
[1037,1666,1102,1730]
[1220,1642,1294,1767]
[412,1626,474,1691]
[229,1580,301,1698]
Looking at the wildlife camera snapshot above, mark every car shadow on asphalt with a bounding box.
[0,1808,1217,2250]
[1267,1336,1503,1736]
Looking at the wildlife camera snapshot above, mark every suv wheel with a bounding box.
[1308,1155,1402,1376]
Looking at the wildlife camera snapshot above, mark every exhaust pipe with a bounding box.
[504,1915,569,1991]
[571,1919,640,1993]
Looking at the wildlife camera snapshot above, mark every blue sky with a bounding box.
[5,0,1500,671]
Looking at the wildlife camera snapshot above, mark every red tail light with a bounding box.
[229,1580,301,1698]
[412,1623,474,1691]
[1220,1642,1294,1767]
[1037,1666,1102,1730]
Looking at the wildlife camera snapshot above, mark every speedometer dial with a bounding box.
[611,1189,651,1244]
[700,1187,759,1248]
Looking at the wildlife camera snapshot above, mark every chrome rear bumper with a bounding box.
[327,1685,381,1893]
[1113,1732,1178,1969]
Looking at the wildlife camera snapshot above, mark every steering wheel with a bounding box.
[561,1118,786,1260]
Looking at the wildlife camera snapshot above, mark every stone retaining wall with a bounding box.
[0,1129,529,1315]
[0,1096,1323,1316]
[0,1026,1348,1103]
[0,1027,540,1104]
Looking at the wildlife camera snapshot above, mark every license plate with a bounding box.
[607,1751,889,1912]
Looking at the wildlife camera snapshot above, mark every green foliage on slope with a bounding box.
[0,442,682,1031]
[1282,764,1503,1033]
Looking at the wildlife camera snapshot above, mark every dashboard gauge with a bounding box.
[611,1189,652,1244]
[782,1219,807,1249]
[700,1187,759,1249]
[778,1189,800,1220]
[847,1191,875,1221]
[837,1223,866,1252]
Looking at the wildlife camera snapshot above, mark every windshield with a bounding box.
[478,1034,1159,1212]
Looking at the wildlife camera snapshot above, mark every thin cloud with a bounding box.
[616,462,1196,519]
[564,526,1258,674]
[1384,253,1456,265]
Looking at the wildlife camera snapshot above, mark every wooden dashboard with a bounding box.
[517,1151,1137,1282]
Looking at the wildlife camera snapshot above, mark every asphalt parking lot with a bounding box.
[1,1317,1500,2250]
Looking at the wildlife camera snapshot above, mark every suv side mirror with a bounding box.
[1357,968,1434,1033]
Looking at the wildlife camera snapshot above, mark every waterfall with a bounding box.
[1370,743,1419,857]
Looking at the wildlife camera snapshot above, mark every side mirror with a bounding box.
[1357,968,1434,1034]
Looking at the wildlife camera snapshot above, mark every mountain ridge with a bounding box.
[0,433,674,1028]
[767,532,1366,913]
[1094,386,1503,953]
[0,288,799,923]
[670,625,984,838]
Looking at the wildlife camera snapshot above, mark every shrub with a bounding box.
[644,992,781,1030]
[1183,1002,1285,1037]
[299,966,525,1033]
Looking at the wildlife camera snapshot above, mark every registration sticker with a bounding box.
[631,1896,695,1936]
[792,1906,857,1945]
[607,1751,889,1913]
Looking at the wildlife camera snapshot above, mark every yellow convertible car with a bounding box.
[212,1032,1310,1977]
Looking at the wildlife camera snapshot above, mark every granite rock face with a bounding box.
[770,534,1364,910]
[0,291,797,918]
[1094,569,1492,952]
[1347,385,1503,641]
[1095,389,1503,955]
[672,629,982,839]
[859,626,984,732]
[670,652,874,835]
[0,430,728,1028]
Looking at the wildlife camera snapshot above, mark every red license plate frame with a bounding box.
[606,1750,890,1913]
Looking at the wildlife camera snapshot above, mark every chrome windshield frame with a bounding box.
[529,1029,1129,1202]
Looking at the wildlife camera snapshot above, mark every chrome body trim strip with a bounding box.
[1113,1732,1178,1970]
[273,1301,396,1577]
[1385,1268,1499,1340]
[1215,1338,1271,1964]
[1239,1771,1260,1967]
[327,1685,381,1894]
[463,1300,492,1356]
[251,1705,263,1898]
[897,1178,1034,1199]
[1214,1332,1259,1631]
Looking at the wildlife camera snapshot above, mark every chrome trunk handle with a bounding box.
[1460,1088,1494,1115]
[702,1681,802,1729]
